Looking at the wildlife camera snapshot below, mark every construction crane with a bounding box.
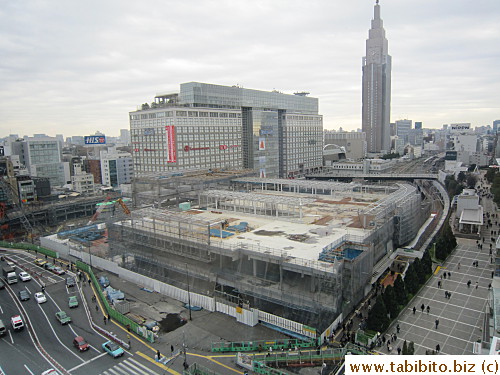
[0,178,34,235]
[87,197,131,225]
[117,198,131,215]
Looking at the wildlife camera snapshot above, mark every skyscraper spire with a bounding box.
[362,1,392,154]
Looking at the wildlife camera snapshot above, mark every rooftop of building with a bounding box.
[123,179,416,267]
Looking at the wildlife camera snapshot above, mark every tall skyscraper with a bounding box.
[362,0,392,154]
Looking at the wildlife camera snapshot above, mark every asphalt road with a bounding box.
[0,254,166,375]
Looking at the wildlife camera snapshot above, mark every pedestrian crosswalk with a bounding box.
[101,357,162,375]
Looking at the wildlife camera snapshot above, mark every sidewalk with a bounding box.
[77,268,287,374]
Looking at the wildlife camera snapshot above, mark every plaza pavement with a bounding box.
[381,180,495,355]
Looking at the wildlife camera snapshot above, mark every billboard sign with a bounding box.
[165,125,177,163]
[450,123,471,133]
[84,136,106,145]
[0,146,4,156]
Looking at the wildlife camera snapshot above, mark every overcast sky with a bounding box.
[1,0,499,138]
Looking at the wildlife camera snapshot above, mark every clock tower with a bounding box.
[362,0,392,154]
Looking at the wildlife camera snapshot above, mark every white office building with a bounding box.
[100,150,134,188]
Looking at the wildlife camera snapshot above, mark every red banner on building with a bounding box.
[165,125,177,163]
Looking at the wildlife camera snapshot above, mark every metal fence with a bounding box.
[75,261,155,343]
[0,240,58,258]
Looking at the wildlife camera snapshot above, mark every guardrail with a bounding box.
[75,260,154,343]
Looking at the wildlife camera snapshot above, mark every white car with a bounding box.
[19,272,31,282]
[34,292,47,304]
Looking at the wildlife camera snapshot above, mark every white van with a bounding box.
[0,319,6,336]
[6,261,16,270]
[11,315,24,331]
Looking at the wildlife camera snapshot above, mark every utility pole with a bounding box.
[88,243,92,269]
[185,263,192,320]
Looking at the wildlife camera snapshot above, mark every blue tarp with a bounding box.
[99,276,110,288]
[226,222,248,232]
[209,229,234,238]
[104,286,125,303]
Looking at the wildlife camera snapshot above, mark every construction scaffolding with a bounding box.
[108,175,428,333]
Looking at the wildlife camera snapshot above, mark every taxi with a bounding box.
[34,258,48,267]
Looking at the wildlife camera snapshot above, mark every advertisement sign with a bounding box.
[259,138,266,151]
[450,123,471,133]
[165,126,177,163]
[0,146,4,156]
[445,151,457,161]
[259,168,266,178]
[143,128,155,136]
[84,136,106,145]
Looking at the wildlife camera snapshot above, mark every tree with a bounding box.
[382,285,399,319]
[467,175,477,189]
[444,175,463,197]
[404,263,419,295]
[457,171,466,184]
[485,168,497,183]
[402,340,408,355]
[421,250,433,276]
[408,341,415,355]
[366,296,390,333]
[467,164,476,172]
[413,258,426,284]
[393,274,408,305]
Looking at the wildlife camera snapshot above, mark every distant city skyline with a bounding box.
[1,0,499,137]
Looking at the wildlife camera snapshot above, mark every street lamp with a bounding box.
[185,263,192,321]
[88,243,92,269]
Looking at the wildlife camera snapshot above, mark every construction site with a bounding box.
[100,169,431,336]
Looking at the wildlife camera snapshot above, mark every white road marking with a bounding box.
[117,362,140,375]
[25,286,32,294]
[68,351,108,372]
[36,303,84,362]
[24,364,35,375]
[0,304,3,314]
[8,329,13,344]
[104,367,124,375]
[126,358,160,375]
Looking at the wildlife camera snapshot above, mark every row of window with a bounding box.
[131,111,242,120]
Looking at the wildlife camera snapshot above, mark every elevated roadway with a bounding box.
[305,172,439,181]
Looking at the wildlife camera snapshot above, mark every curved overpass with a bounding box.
[305,172,439,181]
